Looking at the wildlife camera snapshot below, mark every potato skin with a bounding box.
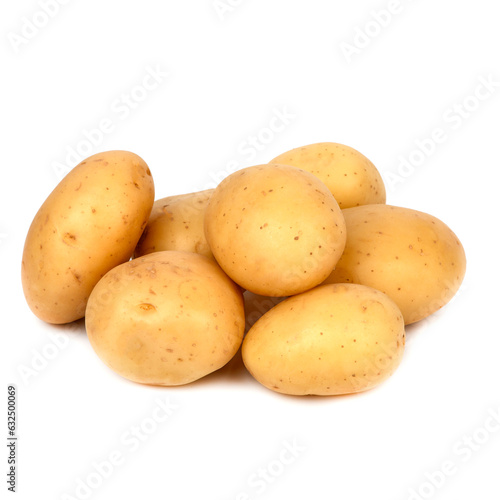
[21,151,154,324]
[269,142,386,209]
[323,205,466,324]
[85,251,245,386]
[134,189,213,259]
[242,283,405,396]
[204,164,346,297]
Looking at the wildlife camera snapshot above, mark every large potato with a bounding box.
[22,151,154,324]
[269,142,386,209]
[85,251,245,386]
[323,204,466,324]
[204,164,346,296]
[134,189,214,259]
[242,283,405,396]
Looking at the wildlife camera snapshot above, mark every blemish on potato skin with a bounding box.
[139,303,156,312]
[71,270,82,284]
[62,233,77,247]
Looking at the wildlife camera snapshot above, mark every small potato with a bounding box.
[204,164,346,296]
[21,151,154,324]
[269,142,386,209]
[323,205,466,324]
[85,251,245,386]
[134,189,214,259]
[242,283,405,396]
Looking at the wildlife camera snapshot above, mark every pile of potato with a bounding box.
[21,144,466,396]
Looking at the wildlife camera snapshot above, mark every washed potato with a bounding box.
[270,142,386,209]
[134,189,214,259]
[323,205,466,324]
[204,164,346,296]
[242,283,405,396]
[85,251,245,386]
[22,151,154,324]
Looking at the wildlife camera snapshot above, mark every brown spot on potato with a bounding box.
[71,270,82,284]
[139,303,156,312]
[62,233,77,247]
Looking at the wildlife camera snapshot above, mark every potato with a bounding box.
[134,189,214,259]
[269,142,386,209]
[204,164,346,296]
[242,283,405,396]
[85,251,245,386]
[323,205,466,324]
[21,151,154,324]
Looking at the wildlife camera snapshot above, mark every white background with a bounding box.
[1,1,499,499]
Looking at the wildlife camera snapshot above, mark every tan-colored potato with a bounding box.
[86,251,245,386]
[134,189,214,259]
[204,164,346,296]
[21,151,154,324]
[242,283,405,396]
[323,205,466,324]
[269,142,386,209]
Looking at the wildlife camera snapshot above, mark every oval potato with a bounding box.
[242,283,405,396]
[21,151,154,324]
[86,251,245,386]
[323,204,467,324]
[269,142,386,209]
[204,164,346,296]
[135,189,214,259]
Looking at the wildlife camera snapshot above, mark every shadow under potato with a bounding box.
[51,317,86,334]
